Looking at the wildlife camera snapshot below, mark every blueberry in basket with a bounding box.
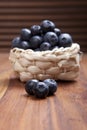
[40,42,51,51]
[30,25,42,35]
[20,41,31,50]
[20,28,31,41]
[11,19,73,51]
[59,33,73,47]
[44,32,58,46]
[30,35,43,49]
[40,20,55,33]
[12,36,21,48]
[54,28,61,36]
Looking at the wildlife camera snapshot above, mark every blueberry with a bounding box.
[54,28,61,36]
[41,20,55,33]
[34,48,40,51]
[44,79,58,95]
[12,37,21,48]
[25,79,39,95]
[20,28,31,41]
[30,35,43,49]
[51,46,59,50]
[20,41,30,50]
[40,42,51,51]
[44,32,58,46]
[59,33,73,47]
[34,82,49,98]
[30,25,42,35]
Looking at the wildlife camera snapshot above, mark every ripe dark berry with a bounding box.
[44,79,58,95]
[51,46,59,50]
[25,79,39,95]
[40,42,51,51]
[34,82,49,98]
[41,20,55,33]
[20,28,31,41]
[20,41,30,50]
[44,32,58,46]
[59,33,73,47]
[12,37,21,48]
[11,20,74,51]
[34,48,40,51]
[30,35,43,49]
[54,28,61,36]
[30,25,42,35]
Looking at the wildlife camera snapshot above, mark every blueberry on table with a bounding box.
[40,42,51,51]
[12,36,21,48]
[25,79,39,95]
[20,28,31,41]
[54,28,61,36]
[41,20,55,33]
[44,79,58,95]
[59,33,73,47]
[30,35,43,49]
[44,32,58,46]
[34,82,49,98]
[30,25,42,35]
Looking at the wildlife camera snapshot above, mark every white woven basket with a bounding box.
[9,43,81,82]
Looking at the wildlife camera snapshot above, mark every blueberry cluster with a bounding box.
[12,20,73,51]
[25,79,58,99]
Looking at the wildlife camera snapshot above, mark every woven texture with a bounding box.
[9,43,81,82]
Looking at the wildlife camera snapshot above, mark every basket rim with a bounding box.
[10,43,80,54]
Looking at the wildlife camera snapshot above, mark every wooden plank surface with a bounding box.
[0,52,87,130]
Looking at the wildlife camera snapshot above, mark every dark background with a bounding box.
[0,0,87,51]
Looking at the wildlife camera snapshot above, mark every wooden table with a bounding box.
[0,52,87,130]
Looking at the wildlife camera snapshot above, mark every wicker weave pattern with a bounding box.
[9,43,81,82]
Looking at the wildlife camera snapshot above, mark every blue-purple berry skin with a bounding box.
[40,42,51,51]
[59,33,73,47]
[20,28,31,41]
[20,41,30,50]
[44,32,58,46]
[44,79,58,95]
[30,36,43,49]
[54,28,61,36]
[41,20,55,33]
[34,82,49,98]
[30,25,42,35]
[25,79,39,95]
[12,37,21,48]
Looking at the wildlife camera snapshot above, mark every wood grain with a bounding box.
[0,70,11,99]
[0,52,87,130]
